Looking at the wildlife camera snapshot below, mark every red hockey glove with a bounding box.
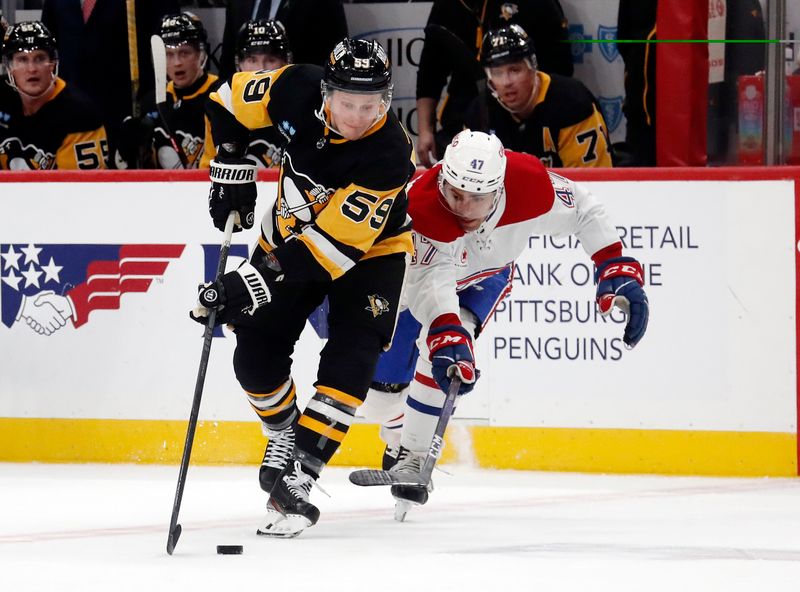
[426,314,478,395]
[595,256,649,349]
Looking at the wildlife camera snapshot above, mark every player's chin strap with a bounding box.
[486,56,539,117]
[6,66,58,100]
[436,176,504,233]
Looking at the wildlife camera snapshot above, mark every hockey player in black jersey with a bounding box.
[200,19,291,170]
[151,12,218,169]
[0,21,107,170]
[467,24,612,168]
[192,38,415,536]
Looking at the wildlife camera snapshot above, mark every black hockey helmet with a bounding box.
[236,19,292,64]
[480,24,536,68]
[159,12,207,51]
[324,38,392,94]
[1,21,58,61]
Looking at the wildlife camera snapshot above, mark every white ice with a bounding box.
[2,462,800,591]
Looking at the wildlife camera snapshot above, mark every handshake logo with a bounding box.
[1,243,184,336]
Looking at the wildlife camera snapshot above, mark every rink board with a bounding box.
[0,168,798,476]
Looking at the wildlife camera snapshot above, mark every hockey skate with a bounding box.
[390,447,432,521]
[382,443,401,470]
[257,460,323,538]
[259,423,296,493]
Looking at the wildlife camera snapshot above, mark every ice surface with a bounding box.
[2,463,799,591]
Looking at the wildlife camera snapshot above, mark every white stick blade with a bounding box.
[150,34,167,105]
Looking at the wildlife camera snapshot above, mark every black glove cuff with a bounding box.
[219,271,251,311]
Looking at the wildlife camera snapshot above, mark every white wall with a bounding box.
[0,176,795,434]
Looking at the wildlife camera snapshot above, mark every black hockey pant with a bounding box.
[230,252,407,475]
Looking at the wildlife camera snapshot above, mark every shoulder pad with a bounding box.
[408,165,465,242]
[499,151,555,224]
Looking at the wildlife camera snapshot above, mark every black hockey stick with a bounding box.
[150,34,190,168]
[166,210,237,556]
[349,376,461,489]
[423,24,489,131]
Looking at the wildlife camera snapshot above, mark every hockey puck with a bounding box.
[216,545,243,555]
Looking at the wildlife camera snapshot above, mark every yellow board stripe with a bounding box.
[316,385,362,410]
[469,426,797,477]
[298,415,347,442]
[0,418,794,477]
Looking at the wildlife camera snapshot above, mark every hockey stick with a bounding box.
[423,24,489,131]
[125,0,140,168]
[349,376,461,489]
[150,34,190,168]
[126,0,140,119]
[166,210,237,556]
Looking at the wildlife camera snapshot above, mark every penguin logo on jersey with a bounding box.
[0,137,54,170]
[278,153,334,231]
[365,294,390,318]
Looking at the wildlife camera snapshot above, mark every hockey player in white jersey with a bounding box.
[359,130,649,508]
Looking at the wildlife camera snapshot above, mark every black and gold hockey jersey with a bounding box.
[208,64,415,282]
[151,72,219,169]
[200,119,286,169]
[0,78,107,170]
[467,72,612,168]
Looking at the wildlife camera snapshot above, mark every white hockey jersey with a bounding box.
[405,151,622,334]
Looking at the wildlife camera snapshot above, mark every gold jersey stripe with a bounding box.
[316,385,362,410]
[297,233,347,279]
[298,415,347,442]
[303,226,355,274]
[362,231,414,260]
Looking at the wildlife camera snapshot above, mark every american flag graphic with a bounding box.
[1,243,185,330]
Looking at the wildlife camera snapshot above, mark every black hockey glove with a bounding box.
[111,115,154,169]
[190,252,283,326]
[208,155,258,232]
